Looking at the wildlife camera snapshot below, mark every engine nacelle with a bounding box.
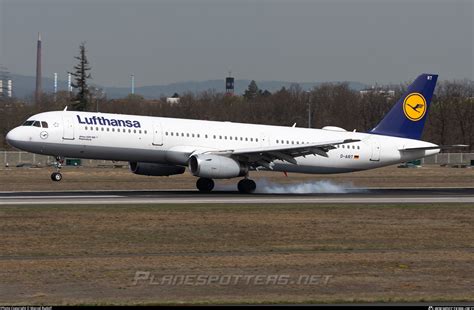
[129,162,185,176]
[189,154,248,179]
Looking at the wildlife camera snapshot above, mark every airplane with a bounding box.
[5,73,464,193]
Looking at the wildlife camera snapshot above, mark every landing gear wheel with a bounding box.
[196,178,214,193]
[51,172,62,182]
[51,156,64,182]
[238,179,256,194]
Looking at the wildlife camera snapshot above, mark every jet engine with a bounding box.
[129,162,185,176]
[189,154,248,179]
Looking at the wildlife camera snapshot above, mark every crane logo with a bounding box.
[403,93,426,121]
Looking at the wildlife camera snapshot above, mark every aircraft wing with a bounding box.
[203,139,360,169]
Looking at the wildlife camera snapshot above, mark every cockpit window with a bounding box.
[22,120,49,127]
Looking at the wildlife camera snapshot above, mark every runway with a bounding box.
[0,187,473,205]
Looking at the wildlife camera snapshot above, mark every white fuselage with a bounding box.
[6,111,439,175]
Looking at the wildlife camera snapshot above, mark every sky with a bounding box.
[0,0,472,87]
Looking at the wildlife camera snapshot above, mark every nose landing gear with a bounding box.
[51,172,62,182]
[51,156,64,182]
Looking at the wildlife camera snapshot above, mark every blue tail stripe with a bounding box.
[370,73,438,140]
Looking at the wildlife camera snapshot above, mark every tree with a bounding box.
[70,42,92,111]
[243,80,259,101]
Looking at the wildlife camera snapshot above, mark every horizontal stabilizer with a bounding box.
[399,144,469,151]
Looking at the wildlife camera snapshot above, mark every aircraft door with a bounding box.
[152,122,163,146]
[370,139,381,161]
[62,115,75,140]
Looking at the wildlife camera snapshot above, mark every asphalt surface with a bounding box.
[0,187,473,205]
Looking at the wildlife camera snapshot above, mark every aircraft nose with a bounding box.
[6,127,21,147]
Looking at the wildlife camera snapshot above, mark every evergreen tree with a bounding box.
[243,80,259,101]
[70,42,92,111]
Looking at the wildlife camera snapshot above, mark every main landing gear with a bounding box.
[195,177,256,194]
[51,156,64,182]
[196,177,214,193]
[237,178,256,194]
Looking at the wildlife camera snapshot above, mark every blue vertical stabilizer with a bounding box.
[370,74,438,140]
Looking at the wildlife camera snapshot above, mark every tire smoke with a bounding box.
[254,178,365,194]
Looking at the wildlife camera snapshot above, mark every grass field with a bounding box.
[0,203,473,305]
[0,165,473,191]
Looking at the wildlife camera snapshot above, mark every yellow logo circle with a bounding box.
[403,93,426,121]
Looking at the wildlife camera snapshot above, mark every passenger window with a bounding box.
[187,133,189,137]
[96,127,99,131]
[144,130,147,134]
[107,128,110,132]
[112,128,115,132]
[41,121,48,128]
[256,138,259,142]
[129,129,131,133]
